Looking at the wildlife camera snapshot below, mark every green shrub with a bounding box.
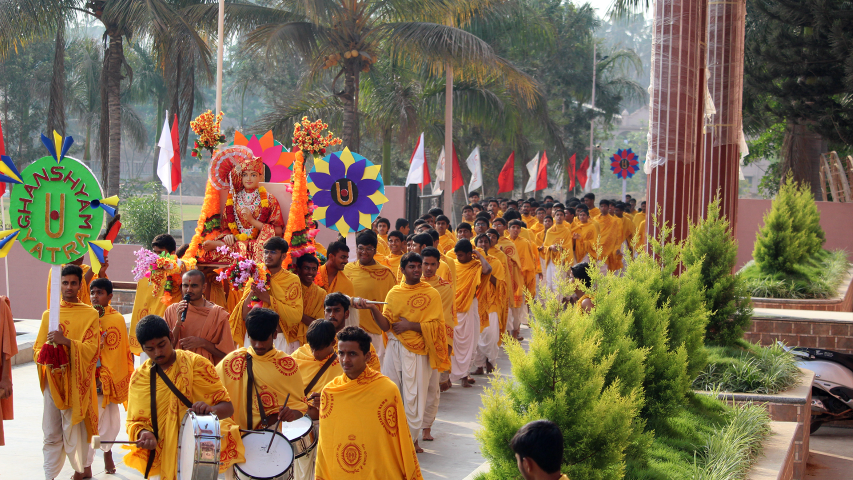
[693,342,802,394]
[742,249,849,299]
[691,402,770,479]
[122,182,180,247]
[475,278,642,480]
[683,197,754,345]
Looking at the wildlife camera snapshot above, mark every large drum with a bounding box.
[177,410,221,480]
[234,430,295,480]
[279,415,317,458]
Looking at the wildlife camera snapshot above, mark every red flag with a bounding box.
[0,118,6,196]
[577,155,590,190]
[170,114,181,191]
[422,154,431,189]
[497,152,515,193]
[451,145,464,192]
[568,153,577,191]
[535,150,549,191]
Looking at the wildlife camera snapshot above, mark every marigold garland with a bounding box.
[283,150,319,270]
[225,186,271,241]
[184,181,221,261]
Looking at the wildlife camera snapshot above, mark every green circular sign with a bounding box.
[10,156,105,265]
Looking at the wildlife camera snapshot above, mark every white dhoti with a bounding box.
[381,335,431,442]
[450,298,480,382]
[545,262,557,291]
[42,384,92,479]
[474,312,500,369]
[86,398,120,465]
[509,305,527,333]
[422,368,441,430]
[245,333,300,355]
[367,332,386,364]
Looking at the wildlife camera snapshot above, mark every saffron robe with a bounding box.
[124,351,230,480]
[228,269,303,346]
[315,368,423,480]
[315,264,355,297]
[453,257,483,314]
[34,301,100,438]
[510,236,539,295]
[437,232,456,254]
[422,275,456,348]
[382,282,450,371]
[596,215,624,271]
[573,221,601,263]
[98,306,133,408]
[478,250,506,334]
[343,262,398,336]
[0,297,16,445]
[217,347,307,472]
[165,300,236,363]
[292,341,381,394]
[543,222,575,266]
[497,237,525,308]
[300,282,328,343]
[386,253,403,282]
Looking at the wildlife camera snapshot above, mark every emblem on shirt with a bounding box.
[274,356,298,376]
[320,390,334,419]
[407,293,431,310]
[224,355,246,380]
[337,435,367,473]
[377,398,399,437]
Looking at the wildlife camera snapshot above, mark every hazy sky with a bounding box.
[582,0,650,17]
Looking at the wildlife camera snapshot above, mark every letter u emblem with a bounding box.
[335,180,355,206]
[45,193,65,239]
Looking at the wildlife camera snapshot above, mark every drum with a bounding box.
[279,415,317,458]
[177,410,221,480]
[234,430,294,480]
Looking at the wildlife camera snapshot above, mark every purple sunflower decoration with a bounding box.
[610,148,640,179]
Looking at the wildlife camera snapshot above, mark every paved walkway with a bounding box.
[0,327,525,480]
[806,426,853,478]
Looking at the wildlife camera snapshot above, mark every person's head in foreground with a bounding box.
[511,419,565,480]
[246,307,280,356]
[137,315,176,367]
[336,326,373,379]
[60,264,84,302]
[323,292,351,332]
[307,319,337,361]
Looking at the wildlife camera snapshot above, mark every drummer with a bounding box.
[216,308,308,479]
[124,315,234,480]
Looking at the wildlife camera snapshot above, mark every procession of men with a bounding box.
[0,192,644,480]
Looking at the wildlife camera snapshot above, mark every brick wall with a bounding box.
[111,289,136,315]
[744,318,853,353]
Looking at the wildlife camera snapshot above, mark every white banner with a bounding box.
[591,157,600,189]
[404,132,426,186]
[524,153,539,193]
[156,110,175,192]
[465,146,483,191]
[433,146,446,194]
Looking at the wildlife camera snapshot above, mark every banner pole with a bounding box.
[179,184,184,243]
[167,191,171,234]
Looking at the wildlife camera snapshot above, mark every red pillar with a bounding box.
[700,0,746,233]
[645,0,709,244]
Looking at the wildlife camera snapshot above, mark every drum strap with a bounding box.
[304,353,338,396]
[245,354,267,429]
[144,363,194,479]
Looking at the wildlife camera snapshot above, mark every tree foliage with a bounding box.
[683,197,753,346]
[122,182,180,247]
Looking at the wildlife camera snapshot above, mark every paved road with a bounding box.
[0,329,524,480]
[806,426,853,478]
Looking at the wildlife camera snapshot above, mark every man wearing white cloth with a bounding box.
[450,239,492,388]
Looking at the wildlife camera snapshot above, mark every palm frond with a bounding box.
[252,90,344,140]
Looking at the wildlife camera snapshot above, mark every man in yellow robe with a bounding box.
[472,235,505,375]
[125,315,234,480]
[87,279,133,474]
[615,201,636,261]
[386,231,406,281]
[491,218,525,322]
[542,209,575,290]
[420,247,456,431]
[573,205,602,264]
[343,230,397,362]
[165,270,236,364]
[315,241,355,297]
[314,326,423,479]
[410,232,457,294]
[596,200,625,272]
[129,234,184,359]
[297,254,327,345]
[366,253,449,452]
[229,237,303,354]
[450,239,492,387]
[375,217,391,263]
[35,265,100,480]
[217,308,309,478]
[486,229,512,339]
[506,218,541,338]
[435,215,457,254]
[45,255,104,308]
[583,193,600,218]
[520,201,539,230]
[633,202,647,230]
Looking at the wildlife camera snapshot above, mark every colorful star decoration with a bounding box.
[610,148,640,179]
[307,148,388,236]
[232,130,294,183]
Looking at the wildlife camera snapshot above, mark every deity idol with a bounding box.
[202,146,284,263]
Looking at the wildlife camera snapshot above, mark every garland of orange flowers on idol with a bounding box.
[184,181,221,261]
[283,150,316,270]
[225,186,272,241]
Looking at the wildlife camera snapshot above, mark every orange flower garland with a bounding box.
[183,181,221,261]
[283,151,312,269]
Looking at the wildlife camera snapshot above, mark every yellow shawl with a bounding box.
[98,306,133,407]
[543,222,575,266]
[46,264,92,308]
[129,278,176,355]
[438,232,456,254]
[300,282,327,343]
[217,347,307,472]
[497,237,524,308]
[382,282,450,370]
[316,264,355,296]
[453,257,483,314]
[573,221,601,263]
[125,351,230,480]
[315,368,423,479]
[478,250,506,333]
[343,262,398,335]
[422,275,456,348]
[33,300,100,438]
[228,269,303,346]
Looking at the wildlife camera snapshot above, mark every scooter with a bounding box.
[783,344,853,433]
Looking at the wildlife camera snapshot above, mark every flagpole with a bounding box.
[167,190,171,235]
[588,42,597,195]
[443,64,453,218]
[1,192,8,297]
[179,183,184,243]
[216,0,225,114]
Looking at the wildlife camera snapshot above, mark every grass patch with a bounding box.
[740,249,850,299]
[625,394,770,479]
[692,340,802,394]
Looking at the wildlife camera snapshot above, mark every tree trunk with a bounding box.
[382,127,392,184]
[781,121,827,199]
[106,32,123,197]
[46,24,65,138]
[341,65,360,153]
[83,123,91,165]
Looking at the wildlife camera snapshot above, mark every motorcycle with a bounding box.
[783,343,853,433]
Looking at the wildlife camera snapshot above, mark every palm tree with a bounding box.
[193,0,544,154]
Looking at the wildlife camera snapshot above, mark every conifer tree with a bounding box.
[753,185,800,274]
[683,197,754,345]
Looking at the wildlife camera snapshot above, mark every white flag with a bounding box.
[433,146,446,195]
[524,153,539,193]
[553,169,564,193]
[465,146,483,191]
[157,110,175,191]
[405,133,426,186]
[591,157,601,189]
